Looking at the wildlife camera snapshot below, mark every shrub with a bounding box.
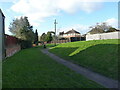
[20,40,32,49]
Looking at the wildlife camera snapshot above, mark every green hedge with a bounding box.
[20,40,32,49]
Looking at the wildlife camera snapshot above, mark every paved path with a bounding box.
[41,49,119,88]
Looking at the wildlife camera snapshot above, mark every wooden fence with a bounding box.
[50,39,71,44]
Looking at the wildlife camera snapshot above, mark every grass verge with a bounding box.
[49,39,119,80]
[3,47,103,88]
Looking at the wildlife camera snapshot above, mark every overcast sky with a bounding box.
[0,0,119,35]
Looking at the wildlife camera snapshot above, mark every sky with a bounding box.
[0,0,119,36]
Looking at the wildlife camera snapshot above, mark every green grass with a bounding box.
[39,43,59,49]
[46,43,59,47]
[3,47,103,88]
[49,39,119,80]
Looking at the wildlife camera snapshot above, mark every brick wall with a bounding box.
[5,45,21,57]
[5,34,21,57]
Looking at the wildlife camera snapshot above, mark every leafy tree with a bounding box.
[106,27,117,33]
[46,32,53,42]
[34,29,38,44]
[9,16,34,42]
[88,27,105,34]
[40,31,55,42]
[88,22,112,34]
[96,22,111,32]
[40,33,47,42]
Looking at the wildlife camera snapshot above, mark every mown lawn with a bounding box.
[3,47,103,88]
[49,39,120,80]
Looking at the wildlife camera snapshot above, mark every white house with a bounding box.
[59,29,81,42]
[0,9,5,60]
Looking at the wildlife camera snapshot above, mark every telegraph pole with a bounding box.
[54,19,58,45]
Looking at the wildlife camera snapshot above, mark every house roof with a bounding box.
[65,29,80,34]
[115,29,120,31]
[0,9,5,17]
[59,31,64,35]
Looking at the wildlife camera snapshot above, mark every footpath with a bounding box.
[41,49,119,88]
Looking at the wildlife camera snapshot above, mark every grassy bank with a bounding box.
[49,39,119,80]
[3,47,103,88]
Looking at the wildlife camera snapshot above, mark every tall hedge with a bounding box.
[20,40,32,49]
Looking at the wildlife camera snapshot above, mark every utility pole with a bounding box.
[54,19,58,45]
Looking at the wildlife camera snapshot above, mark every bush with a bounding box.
[20,40,32,49]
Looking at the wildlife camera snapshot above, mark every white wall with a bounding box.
[0,12,3,60]
[0,11,5,61]
[86,32,120,41]
[0,9,5,89]
[0,11,2,90]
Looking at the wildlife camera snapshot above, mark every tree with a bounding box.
[40,31,54,42]
[88,22,112,34]
[97,22,111,32]
[88,27,105,34]
[9,16,34,42]
[106,27,117,33]
[40,33,47,42]
[46,32,53,42]
[34,29,38,44]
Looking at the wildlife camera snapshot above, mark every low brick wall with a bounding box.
[5,45,21,57]
[5,34,21,58]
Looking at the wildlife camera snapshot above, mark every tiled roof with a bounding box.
[65,29,80,34]
[0,9,5,17]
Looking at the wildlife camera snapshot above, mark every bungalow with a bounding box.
[59,29,81,42]
[0,9,5,60]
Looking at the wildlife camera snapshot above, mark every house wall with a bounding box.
[0,11,2,60]
[63,35,81,38]
[50,39,71,44]
[0,10,5,60]
[86,32,120,41]
[0,9,5,89]
[62,33,81,38]
[0,10,2,90]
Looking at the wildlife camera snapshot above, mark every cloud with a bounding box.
[79,2,103,13]
[58,24,90,35]
[9,0,118,35]
[105,18,118,28]
[0,0,17,2]
[58,18,118,35]
[10,0,104,27]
